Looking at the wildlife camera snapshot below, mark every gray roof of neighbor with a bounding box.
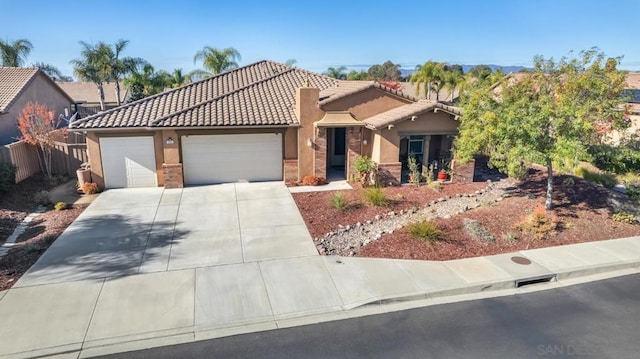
[0,67,40,113]
[70,61,338,129]
[363,100,461,129]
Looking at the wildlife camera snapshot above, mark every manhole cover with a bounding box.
[511,256,531,265]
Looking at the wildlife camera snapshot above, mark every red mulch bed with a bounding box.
[0,174,87,290]
[294,168,640,261]
[292,181,487,239]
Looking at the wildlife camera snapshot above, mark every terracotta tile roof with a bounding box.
[318,80,417,105]
[70,61,337,130]
[363,100,461,129]
[57,82,128,104]
[0,67,39,113]
[626,72,640,90]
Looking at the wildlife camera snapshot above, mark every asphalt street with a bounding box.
[96,274,640,359]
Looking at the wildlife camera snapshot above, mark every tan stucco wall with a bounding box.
[375,111,459,164]
[608,114,639,145]
[0,73,73,145]
[296,87,325,178]
[284,127,298,159]
[322,88,411,120]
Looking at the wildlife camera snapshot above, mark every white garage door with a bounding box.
[182,133,282,185]
[100,137,157,189]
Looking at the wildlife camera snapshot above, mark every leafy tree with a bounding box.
[17,102,63,178]
[346,70,369,80]
[70,41,112,111]
[367,61,401,81]
[324,66,347,79]
[468,65,493,80]
[124,64,173,101]
[455,49,628,209]
[284,59,297,67]
[32,62,73,82]
[0,38,32,66]
[193,46,241,76]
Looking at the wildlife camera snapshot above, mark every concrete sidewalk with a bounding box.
[0,236,639,358]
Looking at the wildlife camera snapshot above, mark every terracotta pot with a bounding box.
[437,171,448,180]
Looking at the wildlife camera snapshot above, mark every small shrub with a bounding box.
[575,165,618,188]
[516,204,558,240]
[427,181,442,192]
[82,182,100,194]
[331,192,347,210]
[34,190,51,205]
[353,156,377,186]
[423,163,435,184]
[463,218,495,242]
[407,156,421,185]
[612,212,638,224]
[502,232,519,242]
[407,221,445,243]
[301,175,326,186]
[363,187,388,207]
[54,201,67,211]
[588,144,640,174]
[619,172,640,187]
[0,163,16,192]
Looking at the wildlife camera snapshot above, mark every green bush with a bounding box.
[331,192,347,210]
[54,201,67,211]
[575,166,618,188]
[407,156,421,185]
[363,187,388,207]
[0,163,16,192]
[612,212,638,224]
[353,155,377,186]
[588,145,640,174]
[627,186,640,202]
[407,221,445,243]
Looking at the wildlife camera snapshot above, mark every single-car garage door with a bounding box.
[182,133,282,185]
[100,137,157,188]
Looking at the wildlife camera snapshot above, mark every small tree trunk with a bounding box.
[115,80,122,106]
[97,85,105,111]
[545,158,553,210]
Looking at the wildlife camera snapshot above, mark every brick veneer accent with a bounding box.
[163,163,184,188]
[451,158,476,183]
[377,162,402,186]
[314,128,327,178]
[346,127,362,181]
[283,159,299,183]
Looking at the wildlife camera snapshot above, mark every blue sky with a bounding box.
[2,0,639,78]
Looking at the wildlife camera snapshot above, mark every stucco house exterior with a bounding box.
[69,61,461,189]
[0,67,74,145]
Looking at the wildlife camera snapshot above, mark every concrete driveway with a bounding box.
[16,181,318,287]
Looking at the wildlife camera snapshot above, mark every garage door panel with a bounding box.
[100,137,157,189]
[182,134,282,185]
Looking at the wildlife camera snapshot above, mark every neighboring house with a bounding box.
[0,67,74,145]
[57,82,129,117]
[620,72,640,143]
[69,61,461,189]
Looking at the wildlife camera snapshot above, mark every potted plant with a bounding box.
[437,170,448,181]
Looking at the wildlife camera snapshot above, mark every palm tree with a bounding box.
[443,69,464,102]
[410,61,444,101]
[71,41,112,111]
[32,62,72,81]
[0,38,33,66]
[324,66,347,79]
[169,68,190,88]
[193,46,241,76]
[109,39,146,106]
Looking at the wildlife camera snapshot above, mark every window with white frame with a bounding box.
[408,135,424,155]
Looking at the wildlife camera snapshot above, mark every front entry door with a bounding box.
[329,128,346,167]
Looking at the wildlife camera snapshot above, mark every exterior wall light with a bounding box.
[362,139,368,145]
[306,138,313,147]
[166,137,174,145]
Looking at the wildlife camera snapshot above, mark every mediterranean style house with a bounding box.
[69,61,462,189]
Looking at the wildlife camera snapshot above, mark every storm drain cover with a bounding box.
[511,256,532,265]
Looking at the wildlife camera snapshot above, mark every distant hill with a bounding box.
[399,64,529,78]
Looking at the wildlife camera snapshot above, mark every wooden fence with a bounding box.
[0,130,88,183]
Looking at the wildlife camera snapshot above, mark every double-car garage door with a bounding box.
[100,133,283,188]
